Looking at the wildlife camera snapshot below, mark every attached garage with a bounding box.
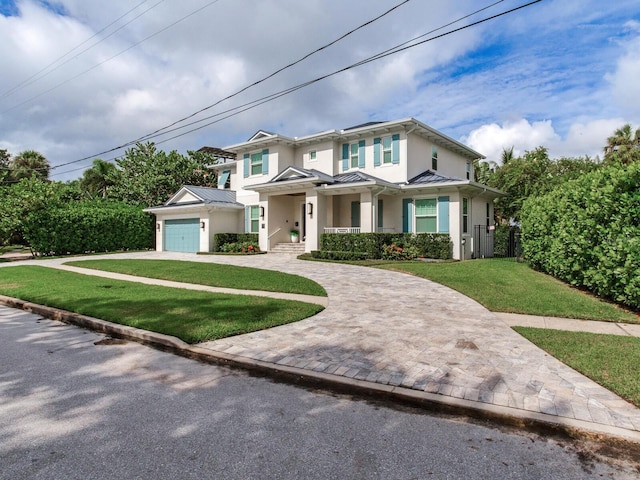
[144,185,244,253]
[164,218,200,252]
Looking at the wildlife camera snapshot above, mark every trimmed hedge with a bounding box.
[521,162,640,310]
[320,233,452,260]
[213,233,259,252]
[24,201,154,255]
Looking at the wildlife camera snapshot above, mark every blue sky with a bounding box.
[0,0,639,180]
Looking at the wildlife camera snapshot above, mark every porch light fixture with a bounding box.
[260,206,265,218]
[156,223,160,231]
[307,202,313,217]
[200,221,205,230]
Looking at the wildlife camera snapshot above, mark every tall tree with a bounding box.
[10,150,50,181]
[0,149,10,185]
[80,158,117,199]
[604,123,640,166]
[109,142,219,207]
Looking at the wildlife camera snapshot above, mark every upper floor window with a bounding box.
[309,150,317,161]
[243,149,269,178]
[350,143,359,168]
[342,141,365,171]
[466,161,471,180]
[373,134,399,166]
[251,152,263,175]
[432,146,438,171]
[382,136,392,163]
[218,170,231,189]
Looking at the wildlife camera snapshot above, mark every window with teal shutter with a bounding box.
[218,170,230,189]
[374,138,381,166]
[342,143,349,171]
[243,154,249,178]
[402,198,413,233]
[392,134,400,164]
[262,149,269,175]
[438,196,449,233]
[358,140,365,168]
[415,198,437,233]
[350,143,359,168]
[382,136,392,164]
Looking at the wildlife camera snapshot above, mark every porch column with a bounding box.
[305,191,326,252]
[359,190,373,233]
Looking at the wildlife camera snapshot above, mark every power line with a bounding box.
[46,0,414,172]
[50,0,543,179]
[0,0,160,100]
[1,0,222,114]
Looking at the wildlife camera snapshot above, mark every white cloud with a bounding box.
[606,25,640,117]
[464,117,628,162]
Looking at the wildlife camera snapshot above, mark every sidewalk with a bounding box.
[2,251,640,442]
[496,312,640,337]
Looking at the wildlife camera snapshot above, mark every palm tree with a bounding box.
[10,150,49,181]
[501,146,515,165]
[604,124,640,165]
[80,159,117,198]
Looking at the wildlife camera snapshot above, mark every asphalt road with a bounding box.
[1,305,637,480]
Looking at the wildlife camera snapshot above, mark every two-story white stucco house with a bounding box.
[146,118,503,260]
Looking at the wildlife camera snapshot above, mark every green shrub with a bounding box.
[24,201,154,255]
[213,233,259,252]
[521,162,640,310]
[320,233,451,260]
[219,241,260,254]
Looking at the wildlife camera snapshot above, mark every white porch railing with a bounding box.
[324,227,361,234]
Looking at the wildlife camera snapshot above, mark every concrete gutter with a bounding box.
[3,294,640,449]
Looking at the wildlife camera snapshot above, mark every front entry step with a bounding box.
[270,242,306,254]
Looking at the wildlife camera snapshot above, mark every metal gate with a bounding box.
[472,225,495,259]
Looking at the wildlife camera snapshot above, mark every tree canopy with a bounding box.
[604,123,640,166]
[108,142,219,207]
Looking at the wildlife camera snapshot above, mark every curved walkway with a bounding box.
[3,251,640,438]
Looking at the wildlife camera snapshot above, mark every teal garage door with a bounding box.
[164,219,200,252]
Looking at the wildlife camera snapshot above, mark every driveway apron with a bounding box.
[7,251,640,433]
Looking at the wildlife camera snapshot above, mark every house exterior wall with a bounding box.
[406,134,472,180]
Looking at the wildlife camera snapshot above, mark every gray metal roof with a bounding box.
[407,170,462,185]
[180,185,239,204]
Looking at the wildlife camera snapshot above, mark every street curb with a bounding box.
[3,294,640,449]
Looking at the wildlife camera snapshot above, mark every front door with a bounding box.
[351,201,360,228]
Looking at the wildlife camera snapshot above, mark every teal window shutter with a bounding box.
[438,196,449,233]
[358,140,365,168]
[342,143,349,171]
[373,138,381,166]
[218,170,230,188]
[244,206,249,233]
[392,134,400,164]
[377,198,383,229]
[262,149,269,175]
[402,198,413,233]
[243,153,249,178]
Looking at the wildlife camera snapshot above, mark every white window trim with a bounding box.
[414,197,439,234]
[349,143,359,169]
[382,136,393,164]
[249,205,260,233]
[308,149,317,162]
[250,152,263,177]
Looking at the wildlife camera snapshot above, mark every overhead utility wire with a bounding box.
[132,0,546,148]
[1,0,221,114]
[130,0,507,145]
[47,0,413,172]
[50,0,541,178]
[0,0,159,100]
[132,0,413,144]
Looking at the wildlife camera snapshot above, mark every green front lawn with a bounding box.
[0,266,323,343]
[66,259,327,297]
[514,327,640,407]
[375,259,638,323]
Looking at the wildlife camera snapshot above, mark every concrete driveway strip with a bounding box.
[4,251,640,437]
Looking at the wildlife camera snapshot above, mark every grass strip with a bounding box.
[0,266,323,344]
[67,259,327,297]
[374,259,638,323]
[514,327,640,407]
